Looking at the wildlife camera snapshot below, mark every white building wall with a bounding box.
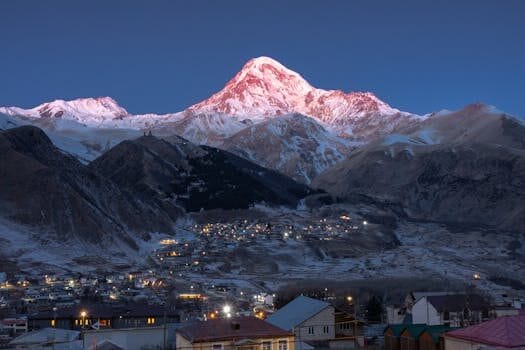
[175,335,296,350]
[443,337,485,350]
[412,297,441,325]
[386,306,405,324]
[294,306,335,342]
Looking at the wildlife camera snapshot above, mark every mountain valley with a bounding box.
[0,56,524,299]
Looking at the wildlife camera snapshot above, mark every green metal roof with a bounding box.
[384,324,408,337]
[385,324,458,340]
[404,324,428,338]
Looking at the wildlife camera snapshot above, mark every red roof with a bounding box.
[1,319,27,325]
[177,316,292,343]
[446,316,525,347]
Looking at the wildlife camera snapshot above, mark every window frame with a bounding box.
[278,339,288,350]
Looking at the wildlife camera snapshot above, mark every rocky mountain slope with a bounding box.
[2,57,524,233]
[0,125,182,249]
[0,112,143,163]
[90,134,315,212]
[220,113,356,183]
[313,105,525,232]
[0,56,421,183]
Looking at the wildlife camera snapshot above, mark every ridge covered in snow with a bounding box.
[0,97,182,129]
[187,56,412,136]
[0,97,128,124]
[0,56,417,137]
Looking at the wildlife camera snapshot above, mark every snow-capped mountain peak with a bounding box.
[0,56,418,139]
[230,56,314,95]
[0,97,130,125]
[187,56,315,117]
[186,56,413,137]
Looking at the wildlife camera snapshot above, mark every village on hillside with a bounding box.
[1,213,525,349]
[1,255,524,350]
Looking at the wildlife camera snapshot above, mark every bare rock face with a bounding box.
[220,113,354,184]
[314,107,525,232]
[0,125,181,248]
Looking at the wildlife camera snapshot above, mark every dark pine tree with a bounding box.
[366,295,383,323]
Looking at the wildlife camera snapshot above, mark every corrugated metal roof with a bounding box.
[86,339,125,350]
[387,324,455,341]
[177,316,291,343]
[446,315,525,347]
[10,328,80,345]
[384,325,408,337]
[403,324,428,338]
[426,294,487,313]
[266,295,331,331]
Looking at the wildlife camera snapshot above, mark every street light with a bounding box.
[223,305,232,318]
[346,295,353,303]
[80,311,87,329]
[80,310,88,350]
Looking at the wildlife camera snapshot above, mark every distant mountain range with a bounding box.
[1,56,524,239]
[0,56,421,183]
[0,124,314,255]
[313,104,525,232]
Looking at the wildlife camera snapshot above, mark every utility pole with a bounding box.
[163,311,167,350]
[52,307,57,350]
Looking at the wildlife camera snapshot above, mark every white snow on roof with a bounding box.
[266,295,331,331]
[10,327,80,345]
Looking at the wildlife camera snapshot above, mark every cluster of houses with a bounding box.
[1,290,524,350]
[384,315,525,350]
[191,216,366,243]
[3,294,361,349]
[145,216,367,294]
[384,291,524,350]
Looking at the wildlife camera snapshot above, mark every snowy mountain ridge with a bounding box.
[2,57,512,184]
[0,97,183,129]
[0,56,418,138]
[187,56,414,136]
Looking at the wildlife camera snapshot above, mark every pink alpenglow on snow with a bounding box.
[187,56,412,135]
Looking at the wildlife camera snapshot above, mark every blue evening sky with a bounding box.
[0,0,524,116]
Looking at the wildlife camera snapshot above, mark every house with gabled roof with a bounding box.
[176,316,294,350]
[384,324,408,350]
[385,324,456,350]
[412,294,489,327]
[266,295,335,342]
[9,327,81,348]
[443,315,525,350]
[400,324,429,350]
[419,326,456,350]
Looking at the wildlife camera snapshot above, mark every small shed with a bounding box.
[400,324,428,350]
[419,326,455,350]
[384,325,407,350]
